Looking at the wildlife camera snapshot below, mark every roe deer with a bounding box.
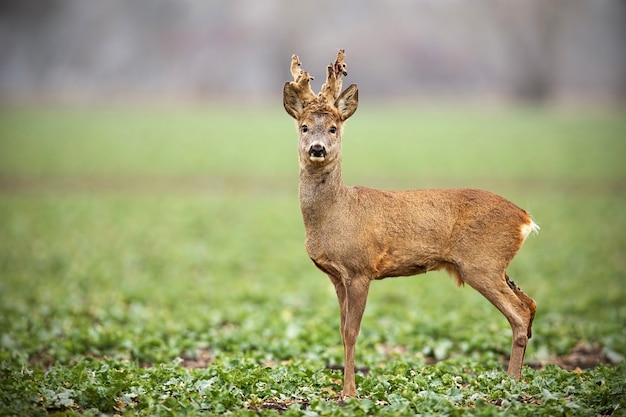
[283,50,538,398]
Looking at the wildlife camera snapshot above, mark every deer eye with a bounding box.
[329,126,337,134]
[301,125,308,133]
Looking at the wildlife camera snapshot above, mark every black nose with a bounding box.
[309,144,327,158]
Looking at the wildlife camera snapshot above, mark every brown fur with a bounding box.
[283,51,538,399]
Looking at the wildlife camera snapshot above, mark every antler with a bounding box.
[320,49,348,103]
[284,50,353,119]
[288,55,317,105]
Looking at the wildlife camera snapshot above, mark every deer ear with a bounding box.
[335,84,358,121]
[283,82,303,119]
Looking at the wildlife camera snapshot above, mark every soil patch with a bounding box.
[526,341,617,371]
[248,398,310,413]
[179,348,214,369]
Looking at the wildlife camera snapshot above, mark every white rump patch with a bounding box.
[520,219,540,242]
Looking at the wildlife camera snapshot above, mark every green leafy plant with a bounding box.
[0,106,624,416]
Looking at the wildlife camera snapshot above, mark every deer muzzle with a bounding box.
[308,143,327,161]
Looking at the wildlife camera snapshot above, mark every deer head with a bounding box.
[283,50,359,168]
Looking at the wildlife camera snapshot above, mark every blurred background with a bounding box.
[1,0,625,106]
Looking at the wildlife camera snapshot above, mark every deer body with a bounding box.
[284,51,538,398]
[302,183,533,282]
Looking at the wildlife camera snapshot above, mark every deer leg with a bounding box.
[505,274,537,340]
[340,278,370,398]
[329,275,347,343]
[464,270,536,380]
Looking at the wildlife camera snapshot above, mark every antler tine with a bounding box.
[290,55,304,81]
[320,49,348,103]
[289,54,317,104]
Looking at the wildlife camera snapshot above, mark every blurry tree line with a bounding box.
[0,0,624,104]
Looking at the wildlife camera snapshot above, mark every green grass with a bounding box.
[0,104,625,416]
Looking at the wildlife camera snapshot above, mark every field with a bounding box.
[0,103,625,416]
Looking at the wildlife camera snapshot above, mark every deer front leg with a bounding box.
[330,275,347,342]
[339,278,370,398]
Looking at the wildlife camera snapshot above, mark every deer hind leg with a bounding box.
[505,274,536,340]
[463,269,536,380]
[333,277,370,398]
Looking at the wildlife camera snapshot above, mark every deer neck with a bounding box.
[299,159,347,223]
